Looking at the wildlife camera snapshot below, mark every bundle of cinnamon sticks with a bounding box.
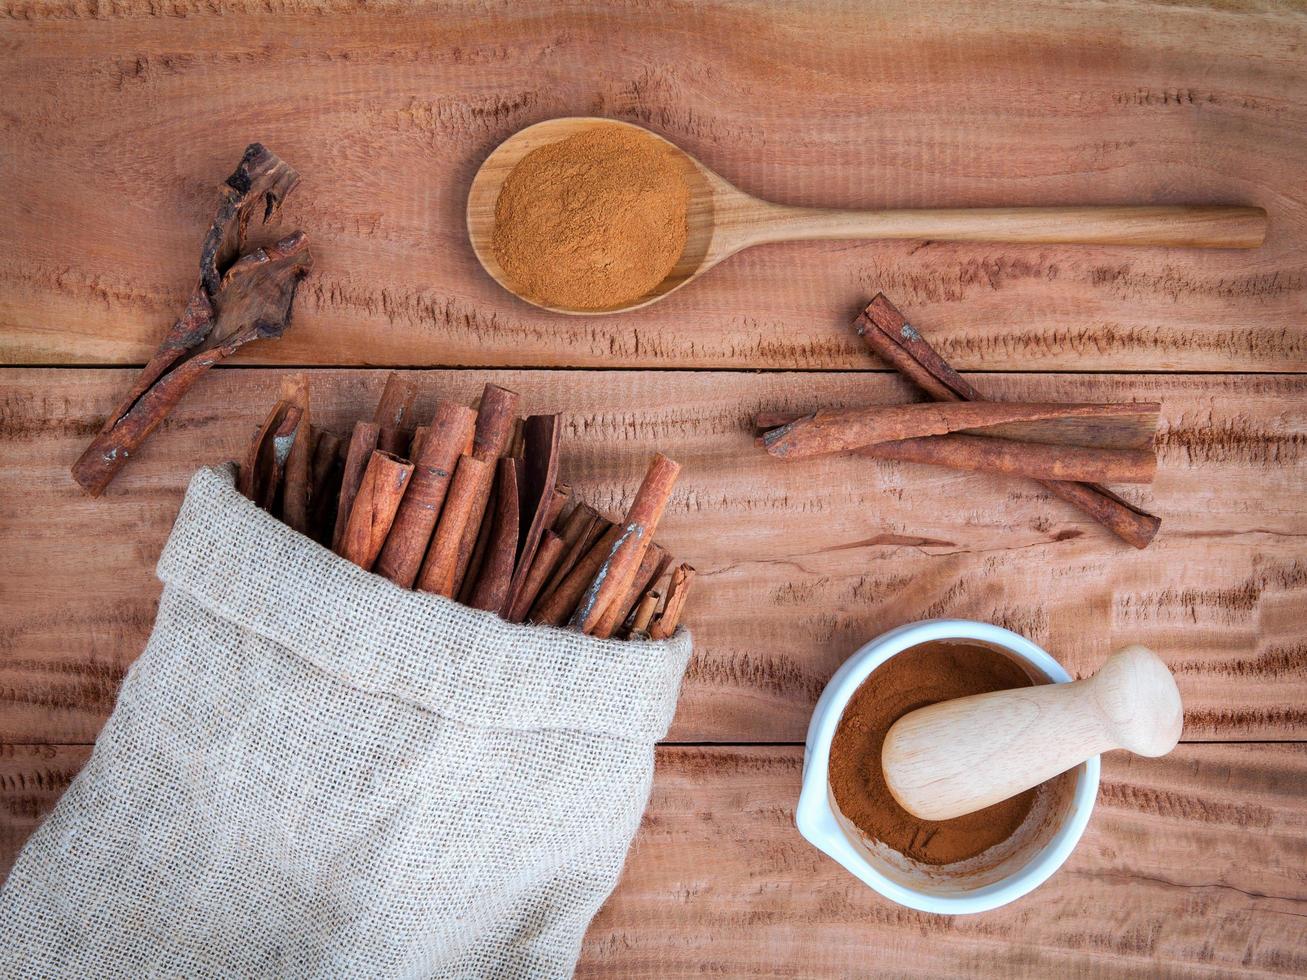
[755,295,1163,549]
[240,373,695,640]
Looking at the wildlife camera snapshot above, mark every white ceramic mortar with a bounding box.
[796,619,1100,914]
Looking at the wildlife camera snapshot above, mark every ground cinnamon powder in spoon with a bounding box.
[491,124,690,311]
[829,641,1039,866]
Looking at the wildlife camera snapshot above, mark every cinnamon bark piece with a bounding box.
[540,505,602,599]
[592,543,670,640]
[857,294,1162,548]
[308,430,344,546]
[762,402,1159,461]
[374,401,477,588]
[72,144,310,496]
[755,414,1155,484]
[628,591,662,640]
[373,374,419,455]
[570,453,681,634]
[452,384,521,595]
[239,399,304,513]
[504,531,567,623]
[338,451,414,571]
[649,563,696,640]
[530,524,623,627]
[467,458,520,613]
[333,421,381,554]
[505,415,561,614]
[278,374,312,534]
[415,455,494,597]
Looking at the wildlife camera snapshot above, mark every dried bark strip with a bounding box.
[71,144,310,495]
[467,458,520,613]
[338,450,414,570]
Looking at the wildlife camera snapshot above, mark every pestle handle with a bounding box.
[743,205,1267,249]
[882,645,1183,822]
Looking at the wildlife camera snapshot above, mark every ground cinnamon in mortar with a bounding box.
[491,124,690,311]
[829,641,1039,866]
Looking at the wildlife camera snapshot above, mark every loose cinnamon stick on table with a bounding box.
[649,563,696,640]
[762,401,1159,461]
[339,451,415,571]
[531,524,623,626]
[374,401,477,588]
[278,374,312,534]
[571,453,681,634]
[72,144,310,496]
[856,294,1162,549]
[754,416,1158,484]
[415,454,493,597]
[453,384,521,595]
[373,374,419,456]
[333,421,381,554]
[504,530,567,623]
[468,458,520,613]
[239,399,304,512]
[592,543,671,640]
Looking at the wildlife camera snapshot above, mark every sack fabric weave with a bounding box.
[0,465,691,979]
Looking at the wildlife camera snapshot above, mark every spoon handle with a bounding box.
[744,204,1265,248]
[881,645,1183,822]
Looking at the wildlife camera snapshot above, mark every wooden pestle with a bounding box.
[881,645,1183,821]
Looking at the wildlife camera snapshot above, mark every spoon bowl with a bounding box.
[467,117,1267,316]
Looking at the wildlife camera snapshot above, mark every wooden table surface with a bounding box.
[3,1,1305,975]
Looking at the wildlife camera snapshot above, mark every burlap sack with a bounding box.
[0,465,691,979]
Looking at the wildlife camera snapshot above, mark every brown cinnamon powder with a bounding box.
[829,641,1038,866]
[491,124,689,311]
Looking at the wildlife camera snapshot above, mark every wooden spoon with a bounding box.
[881,644,1183,822]
[466,117,1267,315]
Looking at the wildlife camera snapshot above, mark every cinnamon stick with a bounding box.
[333,421,381,554]
[649,563,696,640]
[592,542,671,640]
[570,453,681,634]
[856,294,1162,548]
[374,401,477,588]
[373,373,418,455]
[308,429,344,546]
[540,505,601,599]
[453,384,521,595]
[278,374,312,534]
[762,401,1159,461]
[504,530,567,623]
[755,414,1157,483]
[505,415,561,615]
[467,458,520,613]
[415,454,493,597]
[72,144,310,496]
[544,485,570,531]
[628,591,661,640]
[338,451,415,571]
[239,399,304,512]
[409,426,430,461]
[531,524,623,626]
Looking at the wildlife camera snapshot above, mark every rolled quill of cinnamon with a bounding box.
[416,454,494,597]
[338,451,415,571]
[762,402,1159,461]
[570,453,680,634]
[374,401,477,588]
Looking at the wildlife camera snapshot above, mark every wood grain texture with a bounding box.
[2,1,1304,370]
[577,744,1307,978]
[2,368,1303,744]
[2,743,1302,976]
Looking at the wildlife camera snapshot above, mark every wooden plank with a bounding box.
[2,1,1303,371]
[2,743,1303,976]
[1,368,1303,743]
[578,745,1307,977]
